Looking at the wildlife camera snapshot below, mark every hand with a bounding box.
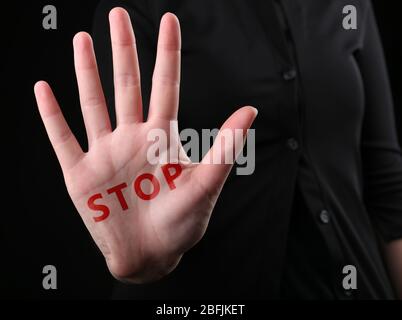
[34,7,257,283]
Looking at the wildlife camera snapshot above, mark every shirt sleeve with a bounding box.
[92,0,157,125]
[358,2,402,242]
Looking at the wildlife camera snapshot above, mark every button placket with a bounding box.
[287,138,299,151]
[283,68,297,81]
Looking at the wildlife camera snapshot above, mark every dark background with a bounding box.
[2,1,401,299]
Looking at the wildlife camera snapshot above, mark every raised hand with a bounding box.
[34,8,257,283]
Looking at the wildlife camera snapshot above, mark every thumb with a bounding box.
[193,106,258,194]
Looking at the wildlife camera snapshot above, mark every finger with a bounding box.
[148,13,181,121]
[34,81,84,171]
[109,7,142,125]
[73,32,111,147]
[194,106,258,192]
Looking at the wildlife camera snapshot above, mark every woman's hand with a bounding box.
[34,7,257,283]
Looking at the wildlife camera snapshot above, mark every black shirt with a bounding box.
[92,0,402,299]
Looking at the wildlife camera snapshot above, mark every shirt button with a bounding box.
[344,290,353,298]
[286,138,299,151]
[283,69,297,81]
[319,210,330,224]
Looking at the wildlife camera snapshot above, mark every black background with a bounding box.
[2,1,401,299]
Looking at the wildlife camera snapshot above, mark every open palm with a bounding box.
[34,8,257,283]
